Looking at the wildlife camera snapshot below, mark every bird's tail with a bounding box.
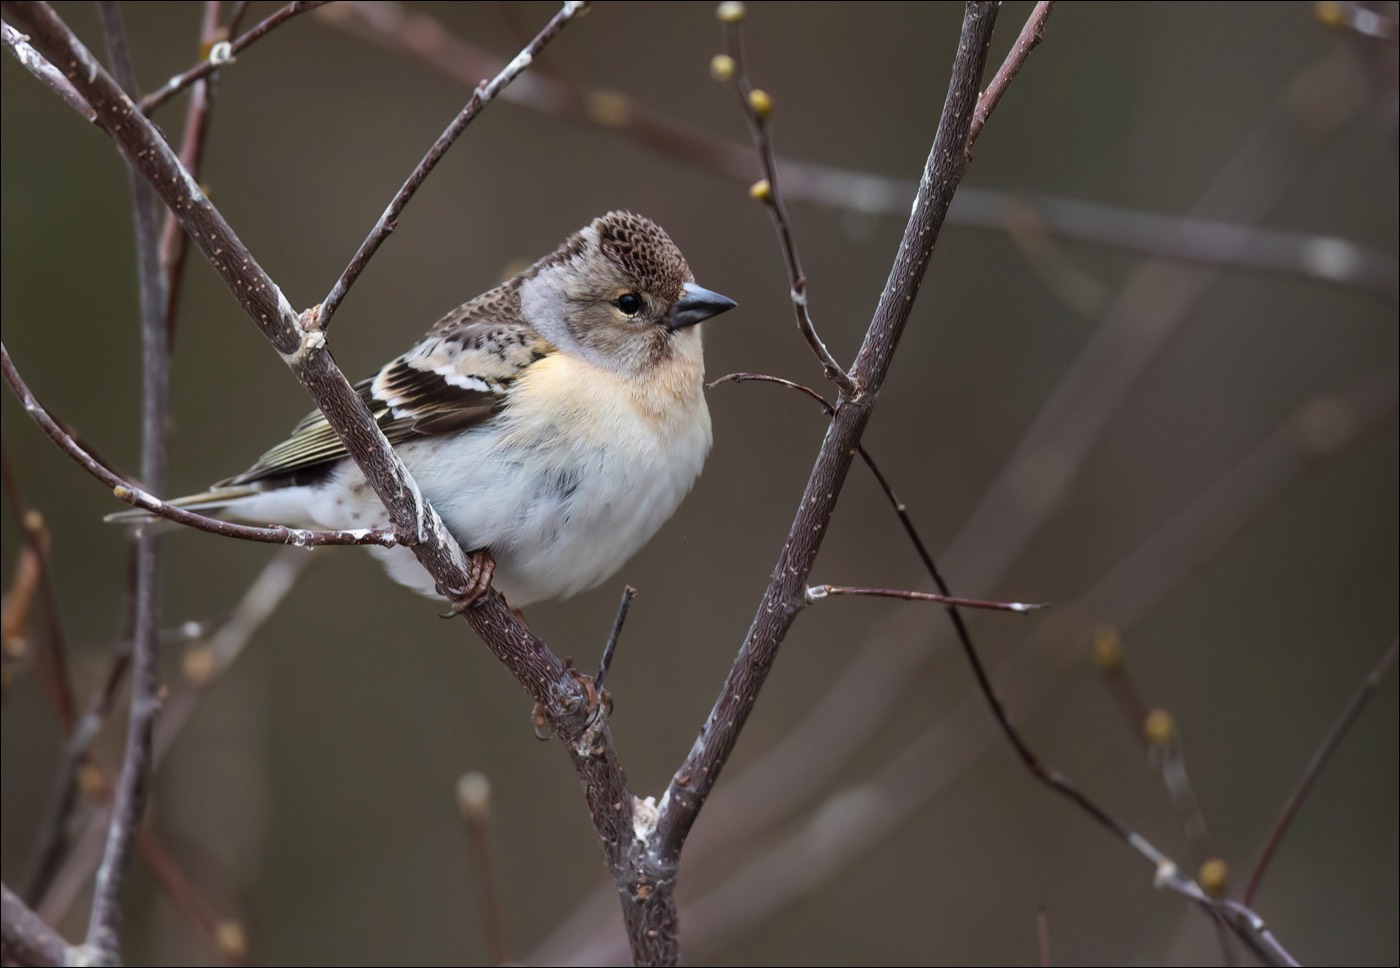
[103,485,260,527]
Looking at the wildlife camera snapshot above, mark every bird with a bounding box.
[115,212,736,608]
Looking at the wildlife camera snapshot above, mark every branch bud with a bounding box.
[716,1,746,24]
[710,54,736,83]
[1143,708,1175,747]
[748,88,773,119]
[749,179,773,202]
[1090,626,1122,670]
[1198,858,1229,898]
[456,770,492,825]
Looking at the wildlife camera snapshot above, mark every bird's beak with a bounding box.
[666,282,737,331]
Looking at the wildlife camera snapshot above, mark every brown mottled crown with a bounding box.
[592,211,693,304]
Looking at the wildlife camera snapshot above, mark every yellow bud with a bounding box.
[749,179,773,202]
[215,920,249,960]
[1314,1,1344,27]
[23,509,44,533]
[748,88,773,119]
[1090,626,1122,670]
[716,1,746,24]
[1198,858,1229,898]
[113,484,131,499]
[585,89,632,128]
[710,53,736,83]
[183,644,217,686]
[456,771,492,825]
[1143,708,1175,747]
[77,762,109,799]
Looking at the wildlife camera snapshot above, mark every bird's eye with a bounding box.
[615,292,643,316]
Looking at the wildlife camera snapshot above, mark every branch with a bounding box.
[805,583,1046,613]
[81,6,172,961]
[2,1,647,958]
[319,3,1396,297]
[138,0,331,114]
[0,441,75,732]
[1,884,70,968]
[316,0,591,332]
[2,344,403,548]
[715,7,857,398]
[1242,637,1400,905]
[967,1,1054,153]
[654,0,1001,876]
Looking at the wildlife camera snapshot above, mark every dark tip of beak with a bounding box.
[667,282,737,330]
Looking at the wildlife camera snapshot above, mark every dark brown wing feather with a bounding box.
[220,284,553,486]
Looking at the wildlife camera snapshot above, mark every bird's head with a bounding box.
[518,212,736,378]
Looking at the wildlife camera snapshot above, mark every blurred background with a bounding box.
[2,2,1396,965]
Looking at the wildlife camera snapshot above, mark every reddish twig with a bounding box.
[967,1,1055,153]
[0,442,75,732]
[1242,637,1400,905]
[160,1,228,346]
[717,11,857,398]
[2,344,403,548]
[316,0,590,332]
[138,1,331,114]
[456,773,509,966]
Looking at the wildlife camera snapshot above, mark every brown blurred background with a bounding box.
[2,2,1397,965]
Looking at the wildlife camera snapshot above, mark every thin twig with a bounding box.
[138,0,332,114]
[0,441,75,732]
[320,3,1396,297]
[134,830,245,965]
[2,344,403,548]
[1242,637,1400,905]
[160,1,227,346]
[805,583,1046,613]
[84,6,171,960]
[33,553,314,921]
[654,0,1002,886]
[967,1,1055,153]
[595,585,635,692]
[1,883,71,967]
[1036,905,1051,968]
[456,773,509,966]
[718,11,857,398]
[316,0,590,332]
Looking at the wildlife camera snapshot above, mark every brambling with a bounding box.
[130,212,736,606]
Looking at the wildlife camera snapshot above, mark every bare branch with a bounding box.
[138,0,331,114]
[595,585,636,692]
[967,1,1055,152]
[1243,637,1400,905]
[654,0,1001,873]
[805,583,1046,613]
[0,442,75,732]
[1,344,402,548]
[321,4,1397,297]
[456,772,509,966]
[0,20,92,119]
[1,884,71,967]
[316,0,591,332]
[717,12,856,398]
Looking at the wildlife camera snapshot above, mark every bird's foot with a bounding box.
[437,549,496,617]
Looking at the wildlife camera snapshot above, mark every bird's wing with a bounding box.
[220,286,552,487]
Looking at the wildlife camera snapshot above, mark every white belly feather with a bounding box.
[230,352,712,606]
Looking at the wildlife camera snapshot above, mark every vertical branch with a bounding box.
[655,0,1000,865]
[83,5,171,962]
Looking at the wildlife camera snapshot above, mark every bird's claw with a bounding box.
[437,549,496,617]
